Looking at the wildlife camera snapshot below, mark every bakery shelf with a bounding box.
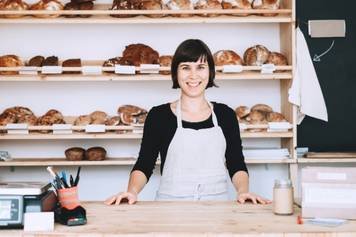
[0,131,293,140]
[297,158,356,164]
[0,71,292,81]
[0,157,296,167]
[0,8,293,24]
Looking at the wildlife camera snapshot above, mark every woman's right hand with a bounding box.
[104,191,137,205]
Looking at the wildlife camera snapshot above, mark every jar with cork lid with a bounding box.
[273,179,294,215]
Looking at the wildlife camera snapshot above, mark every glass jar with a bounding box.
[273,179,294,215]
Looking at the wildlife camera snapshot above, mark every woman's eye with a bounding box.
[198,65,206,70]
[182,66,189,70]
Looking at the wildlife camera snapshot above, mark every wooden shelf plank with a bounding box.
[0,157,296,166]
[298,158,356,164]
[0,71,292,82]
[0,131,293,140]
[0,15,292,24]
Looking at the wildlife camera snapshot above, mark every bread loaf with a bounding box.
[120,44,159,66]
[194,0,222,17]
[0,0,29,18]
[166,0,194,17]
[140,0,165,18]
[251,103,273,113]
[266,112,286,122]
[28,55,45,67]
[65,147,85,161]
[266,52,288,72]
[62,58,82,74]
[110,0,139,18]
[85,146,106,161]
[221,0,252,16]
[159,55,172,75]
[214,50,243,66]
[74,115,92,126]
[43,56,59,66]
[90,111,108,124]
[30,0,64,18]
[235,106,250,119]
[0,55,23,75]
[118,105,147,125]
[243,45,270,66]
[252,0,280,16]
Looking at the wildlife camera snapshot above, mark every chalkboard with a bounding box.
[296,0,356,151]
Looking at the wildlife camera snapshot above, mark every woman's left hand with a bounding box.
[237,192,272,204]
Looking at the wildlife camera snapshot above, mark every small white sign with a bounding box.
[140,64,160,74]
[7,130,29,135]
[261,64,276,74]
[222,65,243,73]
[85,124,106,133]
[19,66,38,75]
[82,66,102,75]
[115,65,136,74]
[268,122,292,130]
[52,124,72,134]
[6,123,28,130]
[41,66,63,74]
[24,212,54,232]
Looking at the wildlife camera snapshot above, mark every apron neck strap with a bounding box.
[176,99,218,128]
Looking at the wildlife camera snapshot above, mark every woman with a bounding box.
[105,39,270,204]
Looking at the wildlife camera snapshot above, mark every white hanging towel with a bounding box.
[288,27,328,124]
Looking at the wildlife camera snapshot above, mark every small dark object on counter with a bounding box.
[55,205,87,226]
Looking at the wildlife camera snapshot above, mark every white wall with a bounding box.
[0,19,291,201]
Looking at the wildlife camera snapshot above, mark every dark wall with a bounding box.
[296,0,356,151]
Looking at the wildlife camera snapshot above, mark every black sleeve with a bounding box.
[223,106,248,179]
[131,107,160,181]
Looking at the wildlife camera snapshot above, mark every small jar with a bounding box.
[273,179,294,215]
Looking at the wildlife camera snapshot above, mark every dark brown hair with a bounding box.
[171,39,217,89]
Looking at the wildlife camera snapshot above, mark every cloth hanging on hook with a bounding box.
[288,27,328,124]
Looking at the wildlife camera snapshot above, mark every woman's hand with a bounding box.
[237,192,271,204]
[104,191,138,205]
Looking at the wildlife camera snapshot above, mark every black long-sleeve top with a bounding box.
[132,102,248,181]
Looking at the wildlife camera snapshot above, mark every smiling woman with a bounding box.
[105,39,271,205]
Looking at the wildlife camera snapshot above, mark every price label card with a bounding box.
[52,124,72,130]
[268,122,292,130]
[115,65,136,74]
[6,123,28,130]
[7,130,29,134]
[85,124,106,133]
[261,64,276,74]
[82,66,102,75]
[222,65,243,73]
[140,64,160,74]
[19,66,38,75]
[41,66,63,74]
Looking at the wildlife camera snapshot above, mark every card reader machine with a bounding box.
[0,182,53,228]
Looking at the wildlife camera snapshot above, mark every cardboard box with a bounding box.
[301,166,356,219]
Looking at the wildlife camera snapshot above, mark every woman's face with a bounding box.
[177,57,209,98]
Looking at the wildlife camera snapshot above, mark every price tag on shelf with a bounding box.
[222,65,243,73]
[6,123,28,130]
[267,122,292,132]
[261,64,276,74]
[82,66,102,75]
[19,66,38,75]
[115,65,136,75]
[85,124,106,133]
[41,66,63,74]
[140,64,160,74]
[52,124,72,134]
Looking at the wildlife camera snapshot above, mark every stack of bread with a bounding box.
[0,55,23,75]
[235,104,286,132]
[64,0,95,18]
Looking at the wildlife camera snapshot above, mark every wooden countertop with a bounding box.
[3,201,356,236]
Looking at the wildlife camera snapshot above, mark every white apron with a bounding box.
[156,99,228,201]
